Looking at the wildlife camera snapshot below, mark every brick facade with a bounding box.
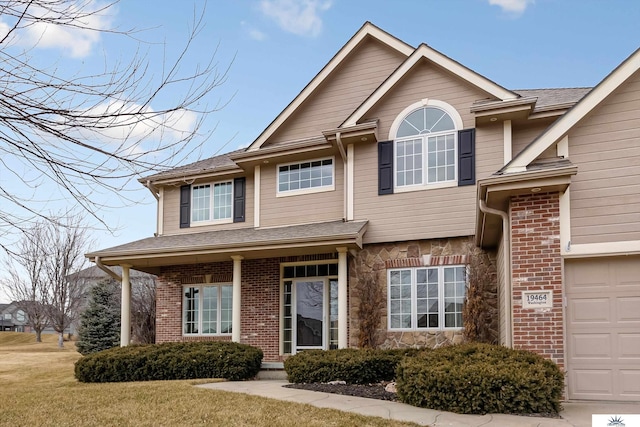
[510,191,564,369]
[156,258,281,361]
[155,254,337,362]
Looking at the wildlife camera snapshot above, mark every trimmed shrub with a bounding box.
[75,341,263,383]
[396,343,563,415]
[284,348,422,384]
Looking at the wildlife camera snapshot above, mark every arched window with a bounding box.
[389,100,462,189]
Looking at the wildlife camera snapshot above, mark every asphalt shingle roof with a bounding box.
[87,220,368,258]
[513,88,591,111]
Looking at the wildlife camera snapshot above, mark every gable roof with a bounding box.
[246,22,414,151]
[140,149,245,184]
[342,43,518,127]
[502,47,640,173]
[512,88,591,112]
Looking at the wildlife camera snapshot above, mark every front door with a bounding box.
[294,280,325,351]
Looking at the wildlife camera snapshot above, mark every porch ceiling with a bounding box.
[86,220,368,274]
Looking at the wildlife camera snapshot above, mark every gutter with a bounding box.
[478,199,512,348]
[94,256,122,282]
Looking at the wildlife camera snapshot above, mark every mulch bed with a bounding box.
[283,382,398,401]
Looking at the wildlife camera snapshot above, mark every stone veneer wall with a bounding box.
[348,237,498,349]
[510,192,564,370]
[155,253,337,362]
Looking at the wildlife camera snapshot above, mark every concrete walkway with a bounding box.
[198,380,640,427]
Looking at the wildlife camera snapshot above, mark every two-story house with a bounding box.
[87,22,640,402]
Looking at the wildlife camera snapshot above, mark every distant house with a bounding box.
[0,302,29,332]
[87,23,640,402]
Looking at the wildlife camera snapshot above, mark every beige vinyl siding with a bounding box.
[569,70,640,244]
[354,122,504,244]
[265,38,407,144]
[259,159,344,227]
[511,118,555,158]
[364,60,498,137]
[496,237,507,346]
[161,176,254,235]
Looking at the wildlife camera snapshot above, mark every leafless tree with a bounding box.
[1,216,91,345]
[0,0,230,243]
[131,275,156,344]
[1,222,50,342]
[41,217,91,347]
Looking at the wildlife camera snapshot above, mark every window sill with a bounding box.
[190,218,233,227]
[276,185,335,198]
[388,327,463,332]
[182,333,233,337]
[393,181,457,194]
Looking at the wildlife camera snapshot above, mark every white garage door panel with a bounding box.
[572,369,613,396]
[573,333,611,357]
[571,298,610,322]
[566,256,640,401]
[620,371,640,397]
[618,297,640,321]
[619,334,640,358]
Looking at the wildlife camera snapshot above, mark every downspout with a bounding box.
[94,256,122,282]
[478,199,513,348]
[336,132,348,221]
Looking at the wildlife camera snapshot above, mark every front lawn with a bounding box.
[0,333,418,427]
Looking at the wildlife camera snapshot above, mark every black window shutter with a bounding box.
[378,140,394,195]
[179,185,191,228]
[458,128,476,186]
[233,177,246,223]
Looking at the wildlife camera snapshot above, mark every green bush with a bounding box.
[284,348,422,384]
[75,341,263,383]
[396,343,563,415]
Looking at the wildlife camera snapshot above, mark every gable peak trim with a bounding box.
[343,43,518,127]
[247,22,414,152]
[503,46,640,174]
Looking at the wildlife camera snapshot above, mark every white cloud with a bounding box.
[259,0,332,37]
[0,0,113,58]
[67,100,198,158]
[488,0,534,16]
[241,21,267,41]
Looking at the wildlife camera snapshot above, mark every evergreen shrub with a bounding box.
[75,341,263,382]
[284,348,422,384]
[396,343,563,415]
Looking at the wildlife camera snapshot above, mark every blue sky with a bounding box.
[0,0,639,296]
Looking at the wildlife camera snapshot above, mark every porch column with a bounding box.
[337,247,348,348]
[120,264,132,346]
[231,255,244,343]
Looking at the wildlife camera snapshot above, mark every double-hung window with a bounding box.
[388,265,466,330]
[191,181,233,223]
[277,157,334,196]
[183,284,233,335]
[394,106,458,189]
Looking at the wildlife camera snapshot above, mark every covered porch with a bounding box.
[85,220,368,359]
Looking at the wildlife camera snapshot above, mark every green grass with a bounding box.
[0,333,420,426]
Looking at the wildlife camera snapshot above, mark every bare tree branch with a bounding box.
[0,0,232,239]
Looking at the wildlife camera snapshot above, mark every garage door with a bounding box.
[565,256,640,401]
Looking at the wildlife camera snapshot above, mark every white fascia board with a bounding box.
[504,48,640,174]
[344,44,518,127]
[247,22,413,151]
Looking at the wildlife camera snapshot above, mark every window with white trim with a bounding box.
[388,265,466,330]
[394,105,458,189]
[191,181,233,223]
[183,284,233,335]
[277,158,334,194]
